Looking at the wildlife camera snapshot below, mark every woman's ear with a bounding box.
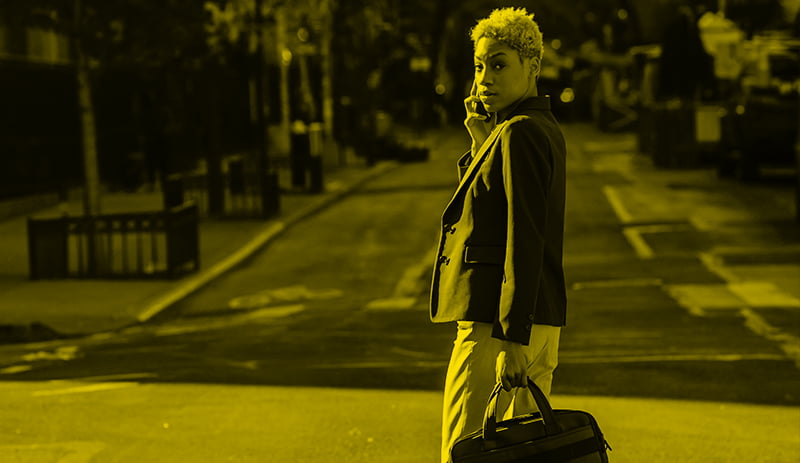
[530,57,541,80]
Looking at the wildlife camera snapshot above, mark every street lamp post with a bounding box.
[255,0,280,218]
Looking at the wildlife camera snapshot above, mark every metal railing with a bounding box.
[27,203,199,279]
[164,160,278,219]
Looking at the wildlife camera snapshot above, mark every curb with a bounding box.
[136,161,401,324]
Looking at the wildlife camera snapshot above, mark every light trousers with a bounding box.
[441,321,561,463]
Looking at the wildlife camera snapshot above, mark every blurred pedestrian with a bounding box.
[430,7,568,463]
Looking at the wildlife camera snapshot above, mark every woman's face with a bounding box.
[473,37,536,114]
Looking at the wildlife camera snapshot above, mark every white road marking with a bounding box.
[560,352,788,364]
[310,360,447,369]
[389,347,436,358]
[308,352,788,369]
[665,284,747,313]
[728,282,800,308]
[740,308,800,368]
[21,346,80,362]
[364,247,436,311]
[0,365,33,374]
[678,253,800,368]
[572,278,663,290]
[392,247,436,298]
[699,252,742,282]
[622,227,654,259]
[63,372,158,382]
[32,382,139,397]
[602,185,633,224]
[0,441,106,463]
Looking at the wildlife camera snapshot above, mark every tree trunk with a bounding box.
[205,70,225,217]
[320,0,335,140]
[276,7,292,156]
[76,38,101,216]
[255,0,280,217]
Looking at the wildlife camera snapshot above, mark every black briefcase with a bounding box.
[450,379,611,462]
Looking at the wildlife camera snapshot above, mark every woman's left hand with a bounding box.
[496,341,528,391]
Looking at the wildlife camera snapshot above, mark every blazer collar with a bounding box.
[444,96,552,215]
[498,96,551,122]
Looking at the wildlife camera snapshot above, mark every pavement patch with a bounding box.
[364,297,417,311]
[151,304,305,337]
[228,285,343,310]
[21,345,80,362]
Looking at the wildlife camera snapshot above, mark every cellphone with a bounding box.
[475,101,489,117]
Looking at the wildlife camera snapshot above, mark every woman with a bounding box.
[428,7,568,462]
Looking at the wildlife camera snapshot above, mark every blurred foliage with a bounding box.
[0,0,218,68]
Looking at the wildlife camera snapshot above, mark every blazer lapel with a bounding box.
[445,120,508,212]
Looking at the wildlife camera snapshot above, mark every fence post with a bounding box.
[163,174,184,209]
[308,122,324,193]
[290,120,310,188]
[27,218,69,279]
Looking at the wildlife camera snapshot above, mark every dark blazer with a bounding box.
[429,96,567,345]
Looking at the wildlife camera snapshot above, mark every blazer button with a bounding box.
[525,324,532,331]
[528,314,535,321]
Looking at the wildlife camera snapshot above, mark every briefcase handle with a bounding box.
[483,377,563,441]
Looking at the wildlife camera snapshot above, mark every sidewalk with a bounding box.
[0,157,400,342]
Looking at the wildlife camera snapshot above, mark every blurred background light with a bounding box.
[560,88,575,104]
[281,48,292,66]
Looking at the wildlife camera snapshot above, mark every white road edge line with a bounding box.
[602,185,633,224]
[622,227,654,259]
[32,382,139,397]
[697,252,800,368]
[740,308,800,368]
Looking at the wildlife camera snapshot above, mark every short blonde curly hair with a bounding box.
[470,7,544,63]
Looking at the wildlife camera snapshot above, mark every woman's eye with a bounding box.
[474,64,483,71]
[493,63,506,70]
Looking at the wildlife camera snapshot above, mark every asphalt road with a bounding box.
[0,124,798,462]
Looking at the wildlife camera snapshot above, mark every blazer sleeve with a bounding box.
[492,118,553,344]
